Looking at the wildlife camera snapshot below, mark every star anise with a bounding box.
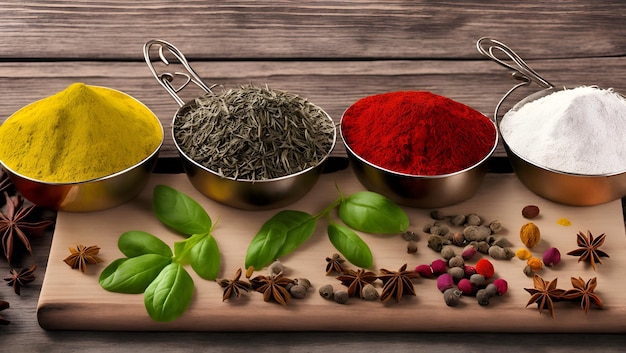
[325,253,346,275]
[378,263,419,303]
[336,268,378,298]
[524,274,565,318]
[4,264,36,295]
[63,244,104,273]
[561,277,603,314]
[250,273,294,305]
[0,300,9,325]
[0,192,54,264]
[567,230,609,271]
[217,268,251,301]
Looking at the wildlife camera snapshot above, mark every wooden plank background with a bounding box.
[1,1,626,352]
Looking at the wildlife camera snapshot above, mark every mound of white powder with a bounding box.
[500,86,626,175]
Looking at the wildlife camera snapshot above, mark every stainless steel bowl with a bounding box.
[2,145,161,212]
[500,88,626,206]
[145,39,336,210]
[340,117,498,209]
[172,101,336,211]
[0,87,163,212]
[477,37,626,206]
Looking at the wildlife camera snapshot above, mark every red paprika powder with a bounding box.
[341,91,496,175]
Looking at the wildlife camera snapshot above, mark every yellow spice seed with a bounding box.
[557,217,572,226]
[527,257,543,272]
[520,222,541,248]
[516,247,532,260]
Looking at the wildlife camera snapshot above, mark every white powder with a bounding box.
[500,86,626,175]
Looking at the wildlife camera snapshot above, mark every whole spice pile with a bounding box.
[341,91,496,175]
[0,83,163,183]
[500,86,626,175]
[174,85,336,180]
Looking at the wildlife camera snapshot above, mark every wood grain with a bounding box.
[1,1,625,60]
[37,170,626,332]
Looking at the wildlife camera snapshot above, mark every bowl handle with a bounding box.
[143,39,214,107]
[476,37,555,121]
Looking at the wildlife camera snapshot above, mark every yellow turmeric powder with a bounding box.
[0,83,162,183]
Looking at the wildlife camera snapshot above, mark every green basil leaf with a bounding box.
[152,185,212,235]
[339,191,409,234]
[327,223,373,268]
[173,233,206,264]
[189,234,220,280]
[99,254,172,294]
[144,263,194,322]
[118,230,173,258]
[275,211,317,258]
[244,216,288,270]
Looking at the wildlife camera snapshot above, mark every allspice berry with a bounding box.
[443,288,462,307]
[319,284,334,299]
[334,290,349,304]
[290,284,307,299]
[407,241,418,254]
[269,260,284,275]
[362,283,379,300]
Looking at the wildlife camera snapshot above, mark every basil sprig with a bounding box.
[99,185,220,322]
[245,190,409,270]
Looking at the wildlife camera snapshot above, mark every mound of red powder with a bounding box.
[341,91,496,176]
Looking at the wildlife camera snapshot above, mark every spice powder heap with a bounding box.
[0,83,163,183]
[500,86,626,175]
[174,85,336,181]
[341,91,496,176]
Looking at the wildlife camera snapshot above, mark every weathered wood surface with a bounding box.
[2,58,626,158]
[1,1,625,60]
[1,1,626,352]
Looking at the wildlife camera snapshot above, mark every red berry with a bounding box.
[475,258,495,279]
[430,259,447,275]
[457,278,474,296]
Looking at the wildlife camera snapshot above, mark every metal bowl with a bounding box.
[144,39,336,210]
[476,38,626,206]
[340,116,498,209]
[0,88,163,212]
[171,100,337,211]
[500,87,626,206]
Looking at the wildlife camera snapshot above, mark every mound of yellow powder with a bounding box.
[0,83,163,183]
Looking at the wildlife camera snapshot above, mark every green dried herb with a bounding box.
[174,84,335,180]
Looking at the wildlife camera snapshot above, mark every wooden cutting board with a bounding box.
[37,169,626,332]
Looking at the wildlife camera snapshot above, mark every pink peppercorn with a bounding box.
[430,259,447,275]
[415,264,434,277]
[493,278,508,295]
[463,265,477,277]
[457,278,474,296]
[542,247,561,267]
[475,258,495,279]
[436,273,454,292]
[462,245,477,260]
